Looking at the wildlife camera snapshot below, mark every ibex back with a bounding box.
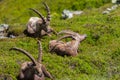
[49,30,87,56]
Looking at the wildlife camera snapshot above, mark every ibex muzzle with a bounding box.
[10,40,53,80]
[24,2,57,38]
[49,30,87,56]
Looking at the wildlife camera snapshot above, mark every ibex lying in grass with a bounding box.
[24,2,57,38]
[10,40,53,80]
[49,30,87,56]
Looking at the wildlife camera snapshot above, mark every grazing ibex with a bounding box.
[49,30,87,56]
[24,2,57,38]
[10,40,53,80]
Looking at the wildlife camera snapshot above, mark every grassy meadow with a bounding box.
[0,0,120,80]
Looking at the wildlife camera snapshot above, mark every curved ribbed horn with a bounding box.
[29,8,46,23]
[49,35,73,52]
[58,30,76,35]
[57,35,73,42]
[43,2,51,24]
[37,40,42,63]
[10,47,37,66]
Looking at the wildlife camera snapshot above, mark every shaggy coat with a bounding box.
[10,40,53,80]
[49,30,87,56]
[24,3,57,38]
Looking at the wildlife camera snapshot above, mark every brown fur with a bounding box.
[24,3,57,38]
[10,40,53,80]
[49,30,87,56]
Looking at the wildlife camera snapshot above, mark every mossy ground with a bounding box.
[0,0,120,80]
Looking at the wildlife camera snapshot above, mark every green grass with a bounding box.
[0,0,120,80]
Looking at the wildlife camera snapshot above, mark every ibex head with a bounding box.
[29,2,50,31]
[10,40,53,80]
[24,2,57,38]
[49,30,87,56]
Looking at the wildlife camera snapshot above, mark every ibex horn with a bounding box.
[58,30,76,35]
[57,35,72,42]
[43,2,51,24]
[37,40,42,63]
[29,8,46,23]
[10,47,37,66]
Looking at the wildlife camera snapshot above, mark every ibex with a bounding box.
[10,40,53,80]
[24,2,57,38]
[49,30,87,56]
